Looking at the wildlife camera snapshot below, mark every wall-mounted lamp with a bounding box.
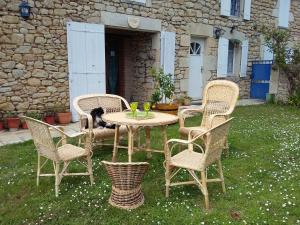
[230,26,236,33]
[19,0,32,20]
[214,27,225,39]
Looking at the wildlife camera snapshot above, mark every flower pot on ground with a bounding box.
[155,103,179,115]
[44,106,56,125]
[54,104,72,125]
[0,121,4,131]
[5,112,21,131]
[44,115,55,125]
[56,112,72,125]
[175,94,192,106]
[22,111,43,129]
[21,121,28,129]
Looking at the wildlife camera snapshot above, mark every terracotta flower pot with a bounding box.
[56,112,72,125]
[155,103,179,115]
[6,117,21,131]
[22,121,28,129]
[0,121,4,131]
[44,115,55,125]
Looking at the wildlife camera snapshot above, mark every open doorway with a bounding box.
[105,28,156,103]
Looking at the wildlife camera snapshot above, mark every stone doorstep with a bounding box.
[0,122,80,147]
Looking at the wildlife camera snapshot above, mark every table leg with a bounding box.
[128,126,134,162]
[161,125,168,159]
[145,126,152,159]
[112,125,120,162]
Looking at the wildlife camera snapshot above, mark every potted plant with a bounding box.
[150,68,178,114]
[22,111,42,129]
[175,94,192,106]
[5,111,21,131]
[44,106,55,125]
[54,104,72,125]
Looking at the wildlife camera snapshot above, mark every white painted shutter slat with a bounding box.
[240,40,249,77]
[217,37,229,77]
[67,22,106,122]
[220,0,231,17]
[160,31,176,76]
[278,0,290,28]
[85,24,105,74]
[243,0,252,20]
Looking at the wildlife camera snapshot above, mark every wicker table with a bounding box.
[102,112,178,162]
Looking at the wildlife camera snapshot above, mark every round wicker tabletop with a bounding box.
[102,111,178,126]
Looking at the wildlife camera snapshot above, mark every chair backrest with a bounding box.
[199,118,233,169]
[73,94,130,115]
[102,161,149,190]
[22,116,59,161]
[201,80,239,129]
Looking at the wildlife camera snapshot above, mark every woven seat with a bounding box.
[57,144,87,161]
[179,126,206,136]
[102,161,149,210]
[170,150,204,171]
[179,80,239,148]
[22,116,94,197]
[165,118,233,210]
[73,94,131,152]
[85,125,128,139]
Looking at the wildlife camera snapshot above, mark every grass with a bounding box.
[0,104,299,225]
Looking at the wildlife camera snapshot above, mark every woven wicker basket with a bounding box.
[102,161,149,210]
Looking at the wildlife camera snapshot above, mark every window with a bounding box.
[230,0,240,16]
[227,41,235,74]
[190,42,201,55]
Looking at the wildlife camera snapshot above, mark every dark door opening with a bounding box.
[105,34,124,96]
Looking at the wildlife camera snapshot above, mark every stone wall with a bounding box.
[0,0,299,117]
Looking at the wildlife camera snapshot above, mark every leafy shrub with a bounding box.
[288,89,300,107]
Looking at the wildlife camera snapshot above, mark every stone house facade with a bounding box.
[0,0,299,120]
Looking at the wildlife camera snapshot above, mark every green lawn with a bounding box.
[1,105,299,225]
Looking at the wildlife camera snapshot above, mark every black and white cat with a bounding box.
[85,107,115,129]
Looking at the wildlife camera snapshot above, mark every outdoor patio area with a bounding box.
[1,104,299,224]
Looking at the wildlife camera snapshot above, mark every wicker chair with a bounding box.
[165,118,233,209]
[23,116,94,197]
[102,161,149,210]
[179,80,239,140]
[73,94,131,152]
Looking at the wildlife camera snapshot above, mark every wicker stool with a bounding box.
[102,161,149,210]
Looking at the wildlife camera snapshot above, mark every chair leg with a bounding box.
[112,125,120,162]
[86,155,94,185]
[37,153,40,186]
[217,159,226,193]
[201,171,209,210]
[54,162,60,197]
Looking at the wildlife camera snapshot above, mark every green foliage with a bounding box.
[6,111,17,118]
[150,68,175,104]
[288,89,300,107]
[260,26,290,68]
[25,111,42,120]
